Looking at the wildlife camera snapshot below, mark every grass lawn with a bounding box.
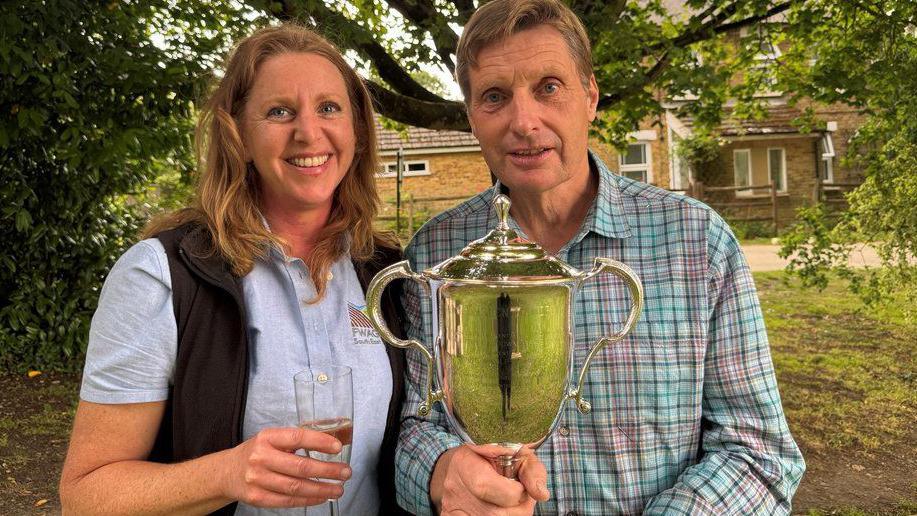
[0,271,914,514]
[756,271,917,515]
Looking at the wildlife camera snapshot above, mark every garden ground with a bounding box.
[0,271,914,515]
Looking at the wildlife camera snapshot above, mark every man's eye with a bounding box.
[320,102,341,114]
[543,83,559,94]
[267,107,291,118]
[484,91,504,103]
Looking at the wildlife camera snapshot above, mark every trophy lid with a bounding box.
[427,194,579,283]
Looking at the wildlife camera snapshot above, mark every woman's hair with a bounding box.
[145,23,395,301]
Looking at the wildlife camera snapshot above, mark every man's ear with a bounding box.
[586,73,599,122]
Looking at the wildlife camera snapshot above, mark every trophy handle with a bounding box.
[568,257,644,414]
[365,260,443,417]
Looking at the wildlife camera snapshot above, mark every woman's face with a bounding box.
[240,52,357,219]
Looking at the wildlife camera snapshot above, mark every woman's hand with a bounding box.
[221,426,352,508]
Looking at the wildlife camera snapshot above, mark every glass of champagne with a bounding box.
[294,365,353,516]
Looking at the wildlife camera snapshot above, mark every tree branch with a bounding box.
[387,0,458,74]
[650,1,796,53]
[713,1,795,35]
[597,51,671,110]
[453,0,475,24]
[273,0,445,103]
[365,80,469,131]
[594,1,797,110]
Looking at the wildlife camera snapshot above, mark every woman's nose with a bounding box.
[293,113,320,143]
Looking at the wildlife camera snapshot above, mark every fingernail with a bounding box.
[342,467,352,479]
[538,480,548,496]
[332,440,342,452]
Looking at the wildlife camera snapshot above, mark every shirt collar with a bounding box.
[488,149,632,241]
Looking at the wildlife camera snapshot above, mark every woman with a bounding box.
[59,24,408,515]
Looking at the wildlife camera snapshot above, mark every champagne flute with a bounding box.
[294,365,354,516]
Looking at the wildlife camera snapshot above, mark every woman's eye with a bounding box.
[320,102,341,114]
[267,107,291,118]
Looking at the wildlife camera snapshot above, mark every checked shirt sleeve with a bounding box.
[644,213,805,515]
[394,242,463,515]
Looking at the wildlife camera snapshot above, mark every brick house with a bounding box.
[600,101,865,229]
[374,120,490,223]
[374,6,867,232]
[375,20,866,231]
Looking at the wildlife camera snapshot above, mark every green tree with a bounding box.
[252,0,801,139]
[777,2,917,319]
[0,1,250,370]
[5,0,915,369]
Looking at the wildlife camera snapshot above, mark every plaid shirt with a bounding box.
[394,152,805,515]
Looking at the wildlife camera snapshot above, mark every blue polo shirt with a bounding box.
[80,238,392,516]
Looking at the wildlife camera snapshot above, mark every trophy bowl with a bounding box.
[366,194,643,477]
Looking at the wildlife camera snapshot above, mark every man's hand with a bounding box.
[431,445,550,515]
[221,427,352,508]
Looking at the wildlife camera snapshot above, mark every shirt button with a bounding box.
[558,425,570,437]
[326,271,334,281]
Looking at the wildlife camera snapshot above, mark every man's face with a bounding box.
[467,24,598,197]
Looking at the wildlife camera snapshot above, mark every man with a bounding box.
[394,0,805,514]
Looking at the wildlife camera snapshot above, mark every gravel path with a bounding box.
[742,244,883,272]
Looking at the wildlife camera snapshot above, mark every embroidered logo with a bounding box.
[349,302,381,345]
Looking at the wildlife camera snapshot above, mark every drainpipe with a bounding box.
[813,136,820,204]
[396,146,404,233]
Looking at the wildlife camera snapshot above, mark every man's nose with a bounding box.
[508,93,540,137]
[293,112,320,143]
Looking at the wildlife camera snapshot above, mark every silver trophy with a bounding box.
[366,194,643,477]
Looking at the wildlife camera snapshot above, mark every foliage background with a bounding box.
[0,1,249,370]
[2,0,915,370]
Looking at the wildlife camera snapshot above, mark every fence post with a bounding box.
[408,195,415,237]
[770,181,778,234]
[694,181,705,202]
[813,175,822,204]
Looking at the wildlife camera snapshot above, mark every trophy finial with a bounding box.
[494,194,511,230]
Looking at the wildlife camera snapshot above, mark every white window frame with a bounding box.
[734,149,753,196]
[377,159,431,178]
[619,142,653,184]
[740,26,782,62]
[668,128,693,191]
[820,132,836,184]
[741,25,782,95]
[767,147,788,193]
[823,156,834,184]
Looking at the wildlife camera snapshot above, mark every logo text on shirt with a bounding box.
[348,302,382,345]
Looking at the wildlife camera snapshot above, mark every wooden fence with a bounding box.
[688,181,780,229]
[378,194,469,235]
[813,177,859,205]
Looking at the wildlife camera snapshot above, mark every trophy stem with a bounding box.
[493,454,522,479]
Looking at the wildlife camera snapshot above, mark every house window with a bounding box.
[768,148,787,192]
[669,132,692,191]
[619,143,652,183]
[819,133,835,183]
[378,160,430,178]
[743,25,781,93]
[734,149,752,194]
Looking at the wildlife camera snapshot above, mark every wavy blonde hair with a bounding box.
[145,23,394,301]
